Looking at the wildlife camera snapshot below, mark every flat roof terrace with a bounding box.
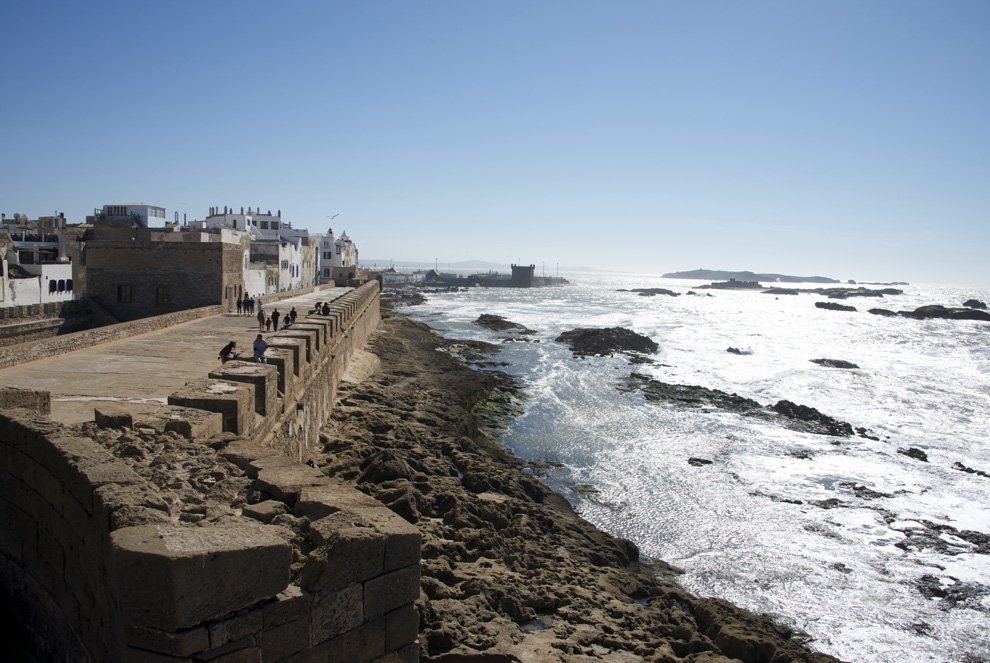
[0,289,352,425]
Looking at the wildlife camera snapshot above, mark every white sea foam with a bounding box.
[405,271,990,662]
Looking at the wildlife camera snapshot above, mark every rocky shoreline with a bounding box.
[316,306,840,662]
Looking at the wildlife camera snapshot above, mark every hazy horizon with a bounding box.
[2,1,987,287]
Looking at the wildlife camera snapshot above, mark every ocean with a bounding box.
[402,271,990,663]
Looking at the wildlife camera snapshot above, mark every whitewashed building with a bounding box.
[92,203,168,228]
[195,206,316,295]
[318,228,360,286]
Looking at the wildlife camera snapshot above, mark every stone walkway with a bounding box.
[0,289,352,425]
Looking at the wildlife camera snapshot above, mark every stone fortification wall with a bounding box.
[0,283,338,370]
[0,299,114,347]
[0,280,420,662]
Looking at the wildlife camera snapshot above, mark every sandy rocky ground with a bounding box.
[313,304,841,663]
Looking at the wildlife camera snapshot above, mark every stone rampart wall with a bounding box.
[0,280,421,662]
[0,283,338,370]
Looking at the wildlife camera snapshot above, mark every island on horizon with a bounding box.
[663,268,840,284]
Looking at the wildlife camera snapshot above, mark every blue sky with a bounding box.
[2,1,988,284]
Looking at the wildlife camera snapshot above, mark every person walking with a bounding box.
[256,306,265,332]
[271,309,281,331]
[235,297,242,316]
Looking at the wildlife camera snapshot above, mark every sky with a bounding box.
[1,1,988,285]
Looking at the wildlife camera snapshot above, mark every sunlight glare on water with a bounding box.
[405,270,990,662]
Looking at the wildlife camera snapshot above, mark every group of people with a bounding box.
[220,300,311,365]
[235,295,260,315]
[308,301,332,316]
[218,334,270,364]
[255,306,298,332]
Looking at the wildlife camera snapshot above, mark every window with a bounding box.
[261,221,269,230]
[57,279,65,292]
[323,251,332,259]
[117,284,132,303]
[66,279,72,291]
[49,280,57,293]
[156,285,169,304]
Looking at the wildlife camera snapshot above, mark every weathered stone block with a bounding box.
[241,499,288,524]
[266,338,306,378]
[325,617,386,662]
[208,362,278,417]
[293,484,383,522]
[293,321,327,347]
[94,405,134,429]
[295,490,420,574]
[300,514,385,592]
[133,405,223,440]
[372,643,419,663]
[168,379,254,435]
[123,646,194,662]
[264,349,295,397]
[255,465,330,506]
[309,583,363,645]
[0,386,52,414]
[126,624,210,657]
[364,565,421,619]
[219,440,279,476]
[208,610,263,649]
[276,329,316,363]
[111,523,291,631]
[261,613,310,661]
[262,584,311,629]
[384,604,419,652]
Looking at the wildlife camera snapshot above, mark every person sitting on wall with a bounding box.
[218,340,239,363]
[321,302,330,316]
[309,301,322,315]
[253,334,268,363]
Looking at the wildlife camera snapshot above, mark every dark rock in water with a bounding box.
[868,308,898,317]
[953,461,990,478]
[839,482,893,500]
[762,288,800,295]
[617,288,680,297]
[769,400,854,436]
[896,519,990,556]
[699,279,763,290]
[384,290,427,307]
[622,375,857,437]
[915,574,989,609]
[811,358,860,369]
[815,301,857,312]
[810,498,846,509]
[963,299,987,310]
[855,427,881,441]
[898,305,990,321]
[688,457,713,466]
[819,287,902,298]
[726,347,753,355]
[898,447,929,462]
[475,314,536,334]
[556,327,658,358]
[621,373,762,413]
